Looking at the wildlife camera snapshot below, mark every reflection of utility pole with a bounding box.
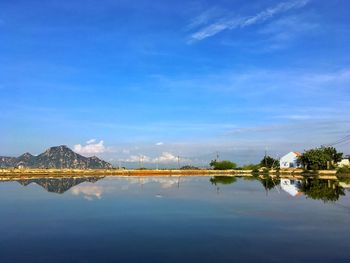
[177,176,181,188]
[139,178,144,189]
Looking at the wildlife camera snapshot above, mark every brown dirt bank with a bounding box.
[0,168,340,181]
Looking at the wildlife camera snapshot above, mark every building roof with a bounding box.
[293,152,302,156]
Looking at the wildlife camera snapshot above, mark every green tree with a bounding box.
[260,156,279,168]
[209,160,237,170]
[323,147,343,164]
[299,146,343,170]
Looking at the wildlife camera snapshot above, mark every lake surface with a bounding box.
[0,176,349,263]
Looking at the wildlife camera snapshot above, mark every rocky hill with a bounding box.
[0,145,112,169]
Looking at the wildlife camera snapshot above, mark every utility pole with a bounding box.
[265,147,268,167]
[156,157,159,170]
[139,155,144,169]
[177,156,180,169]
[216,151,220,161]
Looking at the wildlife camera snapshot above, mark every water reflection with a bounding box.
[207,175,347,202]
[210,176,237,185]
[1,175,350,263]
[259,176,280,193]
[9,177,103,194]
[298,178,345,203]
[0,175,348,202]
[280,178,302,196]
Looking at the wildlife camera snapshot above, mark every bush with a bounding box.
[209,160,237,170]
[180,165,199,170]
[337,166,350,174]
[241,164,260,171]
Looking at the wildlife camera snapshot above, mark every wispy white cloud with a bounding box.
[253,14,319,51]
[186,7,221,30]
[188,0,310,42]
[73,139,106,155]
[157,152,179,163]
[155,142,164,146]
[121,152,190,164]
[123,154,152,163]
[86,138,96,144]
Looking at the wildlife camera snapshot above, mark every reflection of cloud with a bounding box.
[71,185,104,200]
[124,177,186,189]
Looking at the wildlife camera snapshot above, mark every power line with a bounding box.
[334,140,350,147]
[327,134,350,146]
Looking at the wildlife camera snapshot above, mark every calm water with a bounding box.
[0,176,349,263]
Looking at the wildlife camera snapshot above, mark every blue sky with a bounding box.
[1,0,349,166]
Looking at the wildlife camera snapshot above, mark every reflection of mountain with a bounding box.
[16,177,103,194]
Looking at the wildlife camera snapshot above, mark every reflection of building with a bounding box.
[280,178,302,196]
[339,182,350,189]
[280,152,302,169]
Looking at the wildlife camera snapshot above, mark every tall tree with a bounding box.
[260,156,279,168]
[299,147,343,170]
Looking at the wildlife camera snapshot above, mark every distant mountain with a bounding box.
[0,145,112,169]
[0,156,17,167]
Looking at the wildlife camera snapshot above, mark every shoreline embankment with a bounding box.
[0,168,345,181]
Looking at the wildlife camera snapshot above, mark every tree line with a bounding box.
[207,146,348,171]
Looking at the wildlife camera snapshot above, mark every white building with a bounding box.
[338,156,350,167]
[280,152,302,169]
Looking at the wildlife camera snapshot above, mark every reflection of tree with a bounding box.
[259,176,280,193]
[298,179,345,202]
[210,176,237,185]
[242,176,259,182]
[338,175,350,184]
